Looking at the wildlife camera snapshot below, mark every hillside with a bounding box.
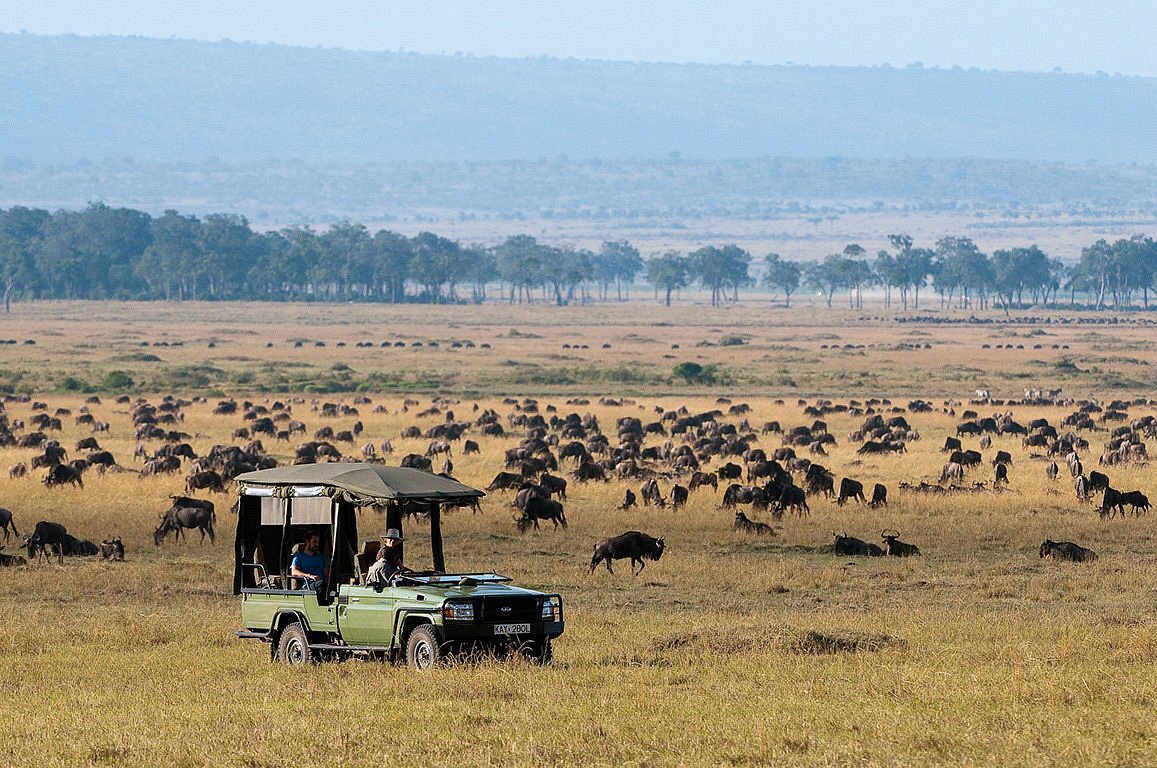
[2,33,1156,165]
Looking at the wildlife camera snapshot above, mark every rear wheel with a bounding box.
[277,622,313,664]
[406,624,444,670]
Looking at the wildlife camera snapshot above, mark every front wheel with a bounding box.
[406,624,445,670]
[277,622,314,665]
[520,638,553,665]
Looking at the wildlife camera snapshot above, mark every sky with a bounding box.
[1,0,1154,77]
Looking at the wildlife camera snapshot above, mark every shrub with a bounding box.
[99,371,134,390]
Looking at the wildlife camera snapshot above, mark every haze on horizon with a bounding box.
[2,0,1154,78]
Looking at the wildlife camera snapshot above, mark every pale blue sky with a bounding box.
[2,0,1154,77]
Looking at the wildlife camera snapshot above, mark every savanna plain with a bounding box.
[0,300,1153,768]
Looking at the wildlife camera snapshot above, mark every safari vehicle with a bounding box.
[232,463,564,668]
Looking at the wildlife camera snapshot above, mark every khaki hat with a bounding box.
[383,528,405,541]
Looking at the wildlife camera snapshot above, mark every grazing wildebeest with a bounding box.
[775,485,808,516]
[640,478,665,507]
[25,520,69,563]
[0,545,27,567]
[671,484,689,509]
[994,463,1009,486]
[717,462,742,480]
[1099,487,1126,519]
[832,532,884,557]
[1120,490,1150,515]
[155,497,217,545]
[940,462,965,484]
[8,463,27,479]
[400,454,433,472]
[98,537,126,561]
[1087,471,1110,493]
[512,482,549,510]
[942,436,962,453]
[620,489,637,510]
[486,471,524,491]
[185,470,225,494]
[1074,475,1091,501]
[76,437,101,451]
[868,483,887,508]
[514,496,567,533]
[992,450,1012,466]
[881,530,921,557]
[43,463,83,489]
[573,461,608,482]
[426,439,452,458]
[687,471,718,492]
[463,439,480,455]
[0,508,18,542]
[1045,461,1059,481]
[589,531,665,575]
[733,511,774,535]
[1039,540,1097,563]
[837,478,866,506]
[539,473,568,500]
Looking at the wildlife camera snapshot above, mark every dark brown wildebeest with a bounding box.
[573,461,607,482]
[1099,487,1126,518]
[463,439,480,455]
[994,463,1009,486]
[400,453,433,472]
[942,436,962,453]
[716,462,742,480]
[0,507,17,542]
[868,483,887,508]
[881,529,921,557]
[514,496,567,533]
[774,485,808,516]
[0,545,27,567]
[837,478,866,506]
[619,489,637,510]
[833,532,884,557]
[538,473,567,500]
[43,463,83,489]
[640,478,665,507]
[76,436,101,451]
[671,484,688,509]
[8,463,27,479]
[98,537,126,561]
[1120,490,1150,515]
[155,497,216,545]
[486,471,524,491]
[687,471,718,492]
[185,470,225,494]
[512,482,549,510]
[992,450,1012,466]
[1039,540,1097,562]
[733,511,774,534]
[1087,471,1110,493]
[589,531,665,575]
[24,520,69,563]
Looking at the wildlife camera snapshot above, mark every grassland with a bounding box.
[0,299,1153,767]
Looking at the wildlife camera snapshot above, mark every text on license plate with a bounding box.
[494,623,531,635]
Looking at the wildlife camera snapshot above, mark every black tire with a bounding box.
[521,638,553,665]
[405,624,444,670]
[277,622,313,665]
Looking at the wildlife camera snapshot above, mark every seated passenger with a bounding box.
[365,528,407,588]
[289,531,327,589]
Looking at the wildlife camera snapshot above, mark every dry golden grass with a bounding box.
[0,301,1153,767]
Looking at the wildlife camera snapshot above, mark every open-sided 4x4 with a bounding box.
[232,463,564,668]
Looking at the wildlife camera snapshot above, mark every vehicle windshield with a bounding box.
[390,571,512,586]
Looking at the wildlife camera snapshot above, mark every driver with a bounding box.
[365,528,407,588]
[289,530,327,589]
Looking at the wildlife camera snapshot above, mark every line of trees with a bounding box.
[1,203,1155,312]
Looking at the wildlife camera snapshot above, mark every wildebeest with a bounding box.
[0,507,18,542]
[640,478,665,507]
[0,545,27,567]
[185,470,225,494]
[716,462,742,480]
[538,473,568,500]
[733,511,774,534]
[155,497,217,545]
[940,461,964,484]
[98,537,126,561]
[486,471,524,491]
[8,463,27,479]
[1099,487,1126,518]
[43,463,83,489]
[994,463,1009,486]
[24,520,69,563]
[992,450,1012,466]
[775,485,809,517]
[573,461,608,482]
[399,453,433,472]
[837,478,866,506]
[671,484,689,509]
[881,529,921,557]
[1087,471,1110,493]
[941,436,962,453]
[514,496,567,533]
[463,439,480,455]
[619,489,637,510]
[868,483,887,508]
[1121,490,1150,515]
[1045,461,1059,481]
[687,471,718,492]
[1039,539,1097,563]
[832,532,884,557]
[589,531,665,575]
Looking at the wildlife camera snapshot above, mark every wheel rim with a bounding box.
[412,638,433,669]
[285,637,305,663]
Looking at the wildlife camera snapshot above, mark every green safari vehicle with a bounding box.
[232,463,564,668]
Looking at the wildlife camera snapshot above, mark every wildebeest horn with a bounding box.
[881,528,899,539]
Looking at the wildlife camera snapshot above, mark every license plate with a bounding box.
[494,623,530,635]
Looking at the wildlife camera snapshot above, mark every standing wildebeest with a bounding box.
[1039,540,1097,562]
[1045,461,1059,481]
[98,537,126,561]
[463,439,481,455]
[868,483,888,508]
[733,511,774,534]
[837,478,866,506]
[942,436,962,453]
[589,531,665,575]
[620,489,637,510]
[400,454,433,472]
[1121,490,1150,515]
[640,478,665,507]
[1087,471,1110,493]
[24,520,69,563]
[992,450,1012,466]
[671,484,689,509]
[185,470,225,494]
[833,532,884,557]
[155,497,217,545]
[940,462,965,484]
[1099,487,1126,518]
[514,496,567,533]
[881,530,921,557]
[994,463,1009,486]
[0,507,18,542]
[687,471,718,492]
[716,462,742,480]
[539,473,568,500]
[486,471,524,491]
[43,463,83,489]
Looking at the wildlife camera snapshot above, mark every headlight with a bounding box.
[443,601,474,621]
[541,595,561,622]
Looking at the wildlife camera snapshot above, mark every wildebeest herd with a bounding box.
[1,389,1148,577]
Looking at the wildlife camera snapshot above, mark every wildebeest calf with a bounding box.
[589,531,665,575]
[1039,539,1097,562]
[98,537,126,561]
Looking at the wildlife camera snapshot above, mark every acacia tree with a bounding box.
[803,256,845,308]
[646,251,689,306]
[496,234,545,303]
[595,240,642,300]
[763,253,801,307]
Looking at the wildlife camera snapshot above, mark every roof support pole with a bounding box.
[430,502,445,573]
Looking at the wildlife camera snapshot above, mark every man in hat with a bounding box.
[365,528,407,589]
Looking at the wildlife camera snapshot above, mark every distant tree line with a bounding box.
[0,203,1155,312]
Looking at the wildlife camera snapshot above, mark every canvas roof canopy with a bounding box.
[235,463,485,506]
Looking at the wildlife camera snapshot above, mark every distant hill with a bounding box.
[2,33,1156,165]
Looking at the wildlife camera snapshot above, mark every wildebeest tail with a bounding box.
[559,508,568,528]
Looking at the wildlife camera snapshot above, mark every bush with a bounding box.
[100,371,134,391]
[673,361,717,384]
